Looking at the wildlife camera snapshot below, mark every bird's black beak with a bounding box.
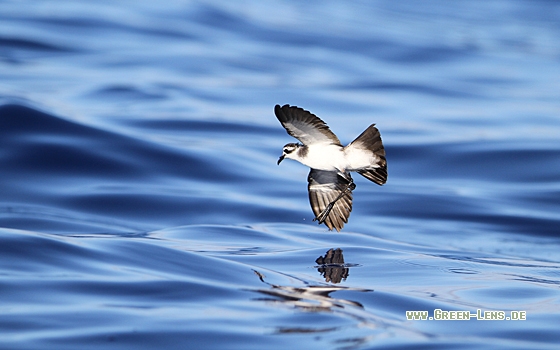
[277,155,285,165]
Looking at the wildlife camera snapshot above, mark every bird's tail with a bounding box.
[348,124,387,185]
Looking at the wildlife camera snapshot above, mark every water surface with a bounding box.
[1,1,559,349]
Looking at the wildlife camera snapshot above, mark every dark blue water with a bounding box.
[1,1,560,349]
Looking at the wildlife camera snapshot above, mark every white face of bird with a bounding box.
[277,143,299,165]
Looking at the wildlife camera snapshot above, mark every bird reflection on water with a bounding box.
[315,248,358,284]
[251,269,370,312]
[249,250,426,342]
[251,248,369,315]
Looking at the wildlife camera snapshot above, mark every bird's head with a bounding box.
[277,143,300,165]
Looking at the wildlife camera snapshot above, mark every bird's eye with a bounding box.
[284,147,295,154]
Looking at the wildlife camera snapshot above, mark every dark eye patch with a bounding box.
[284,148,294,154]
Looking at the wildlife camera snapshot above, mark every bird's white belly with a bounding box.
[345,147,377,170]
[300,144,347,171]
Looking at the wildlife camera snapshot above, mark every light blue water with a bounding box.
[1,1,560,349]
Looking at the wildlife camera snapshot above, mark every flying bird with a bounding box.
[275,104,387,231]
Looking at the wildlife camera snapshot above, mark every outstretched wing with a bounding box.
[275,104,341,146]
[307,169,354,232]
[345,124,387,185]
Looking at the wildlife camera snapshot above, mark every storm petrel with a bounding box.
[275,104,387,231]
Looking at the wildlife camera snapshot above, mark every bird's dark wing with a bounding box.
[307,169,354,232]
[275,104,341,146]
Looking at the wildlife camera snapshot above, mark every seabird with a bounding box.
[275,104,387,231]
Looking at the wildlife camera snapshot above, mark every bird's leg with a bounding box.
[314,177,356,224]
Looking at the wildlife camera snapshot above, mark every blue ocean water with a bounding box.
[1,0,559,349]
